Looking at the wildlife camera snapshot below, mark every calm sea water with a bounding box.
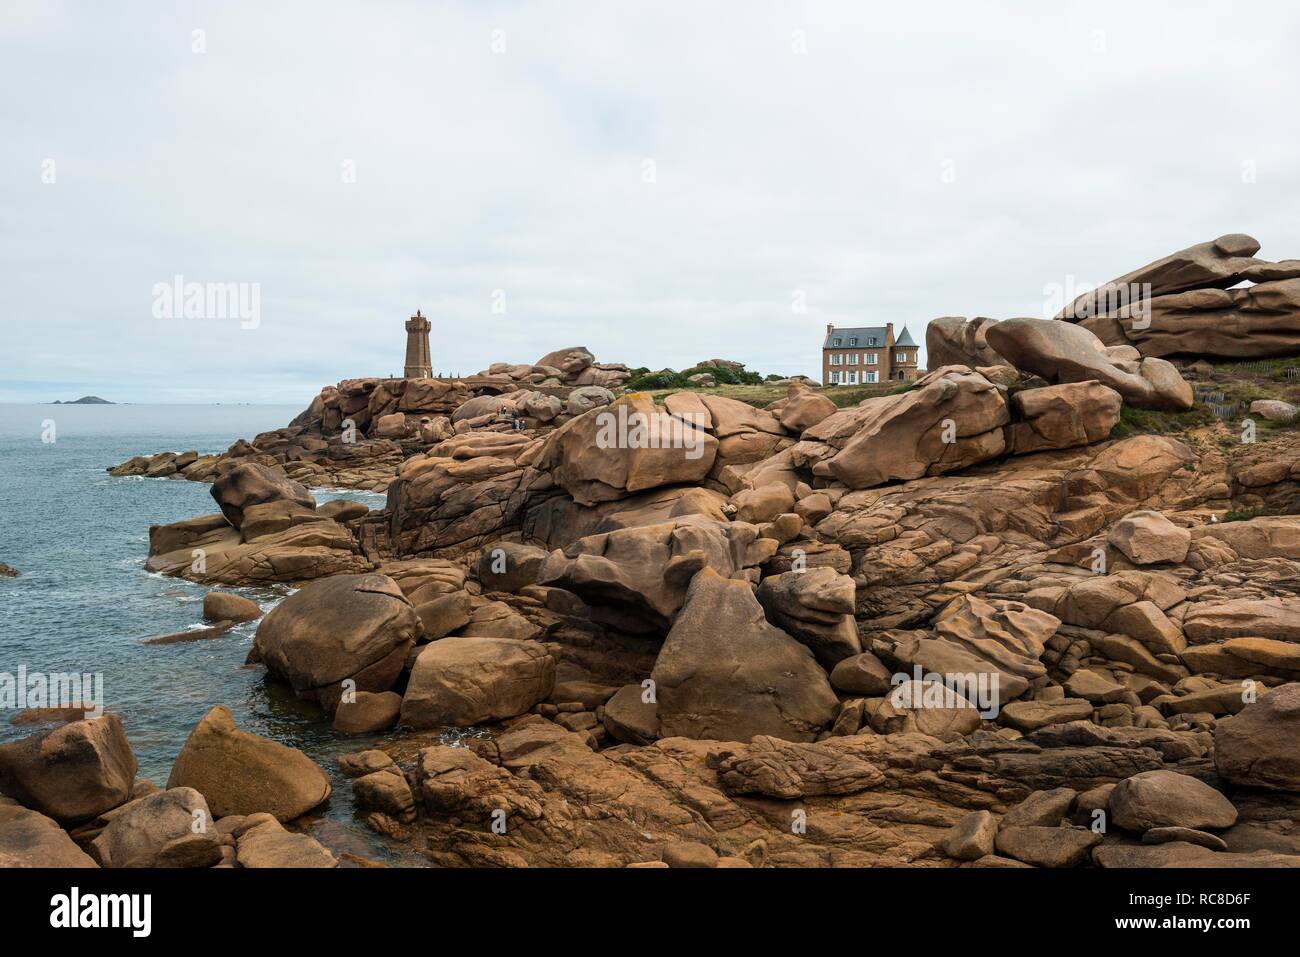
[0,403,423,863]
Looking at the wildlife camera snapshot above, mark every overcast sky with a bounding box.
[3,1,1298,404]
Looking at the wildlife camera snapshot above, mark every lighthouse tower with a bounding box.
[403,310,432,378]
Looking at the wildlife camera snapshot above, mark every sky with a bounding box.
[3,0,1299,404]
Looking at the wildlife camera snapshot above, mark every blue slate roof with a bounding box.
[822,325,916,349]
[823,326,888,349]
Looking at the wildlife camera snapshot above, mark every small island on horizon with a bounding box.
[50,395,114,405]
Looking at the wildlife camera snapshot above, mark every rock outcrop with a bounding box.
[1056,233,1300,359]
[1215,683,1300,791]
[252,573,420,709]
[90,787,223,868]
[537,395,718,505]
[167,706,332,821]
[536,516,775,632]
[96,297,1300,870]
[651,569,838,742]
[984,317,1192,411]
[211,463,317,530]
[401,637,556,728]
[0,797,98,867]
[0,715,137,824]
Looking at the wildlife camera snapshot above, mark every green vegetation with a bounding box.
[825,383,898,407]
[1108,403,1216,440]
[625,363,766,390]
[1223,506,1270,523]
[1183,356,1300,429]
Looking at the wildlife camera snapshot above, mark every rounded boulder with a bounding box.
[253,573,420,710]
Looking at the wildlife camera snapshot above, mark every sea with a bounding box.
[0,402,434,864]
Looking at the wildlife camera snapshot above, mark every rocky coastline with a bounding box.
[7,241,1300,869]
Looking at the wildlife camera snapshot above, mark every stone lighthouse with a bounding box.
[403,309,432,378]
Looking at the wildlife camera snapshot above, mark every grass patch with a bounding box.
[1108,404,1216,439]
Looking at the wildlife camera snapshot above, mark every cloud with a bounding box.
[2,0,1298,402]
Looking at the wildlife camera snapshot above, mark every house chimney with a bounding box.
[826,323,834,335]
[886,322,894,344]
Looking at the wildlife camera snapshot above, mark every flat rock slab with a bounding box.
[994,825,1101,868]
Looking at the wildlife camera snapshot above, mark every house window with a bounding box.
[848,353,858,365]
[832,338,841,347]
[866,371,878,383]
[868,337,877,346]
[866,353,878,364]
[829,370,840,384]
[848,337,857,346]
[848,371,858,384]
[898,352,909,363]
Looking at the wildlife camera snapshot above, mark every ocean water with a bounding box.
[0,403,422,864]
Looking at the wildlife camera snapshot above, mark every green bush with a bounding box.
[625,362,765,390]
[625,370,683,390]
[1223,507,1268,523]
[679,364,763,386]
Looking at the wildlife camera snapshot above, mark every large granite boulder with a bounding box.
[1183,597,1300,643]
[90,787,223,868]
[476,541,548,593]
[536,516,776,633]
[651,568,838,742]
[776,383,838,434]
[0,715,137,824]
[932,594,1058,685]
[926,316,1009,369]
[1107,510,1191,565]
[756,567,862,667]
[145,510,367,586]
[567,386,616,416]
[1215,683,1300,791]
[879,611,1042,721]
[869,679,983,740]
[203,591,262,623]
[401,637,556,728]
[1108,770,1237,833]
[167,705,331,821]
[1006,381,1122,454]
[602,684,661,745]
[384,432,549,558]
[0,797,97,867]
[235,817,338,868]
[1056,233,1274,318]
[692,393,790,471]
[803,366,1009,489]
[210,462,316,531]
[537,394,718,505]
[1056,233,1300,359]
[985,317,1192,411]
[1191,516,1300,560]
[1085,278,1300,359]
[252,573,420,709]
[536,346,595,380]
